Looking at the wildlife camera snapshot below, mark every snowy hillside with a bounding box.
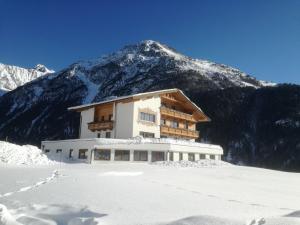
[0,163,299,225]
[0,63,54,95]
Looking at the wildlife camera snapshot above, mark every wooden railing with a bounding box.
[88,121,113,131]
[160,106,196,122]
[160,125,199,139]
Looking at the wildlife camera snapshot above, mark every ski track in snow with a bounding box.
[0,170,59,199]
[142,177,298,213]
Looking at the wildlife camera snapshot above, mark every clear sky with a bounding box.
[0,0,299,84]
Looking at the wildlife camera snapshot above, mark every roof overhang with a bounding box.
[68,88,211,122]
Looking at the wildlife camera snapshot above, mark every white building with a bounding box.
[42,89,223,163]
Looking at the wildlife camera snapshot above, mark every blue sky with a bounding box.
[0,0,299,84]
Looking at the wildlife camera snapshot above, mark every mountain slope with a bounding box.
[0,63,54,95]
[1,40,298,171]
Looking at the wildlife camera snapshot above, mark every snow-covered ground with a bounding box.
[0,161,300,225]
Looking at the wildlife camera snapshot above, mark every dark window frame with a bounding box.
[114,150,130,161]
[78,149,88,159]
[140,112,156,123]
[94,149,111,161]
[134,150,148,161]
[140,131,155,138]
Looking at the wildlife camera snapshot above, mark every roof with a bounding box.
[68,88,210,122]
[68,89,179,111]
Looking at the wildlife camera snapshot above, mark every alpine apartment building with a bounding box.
[42,89,223,163]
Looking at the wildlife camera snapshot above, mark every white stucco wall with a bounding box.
[132,96,161,138]
[80,108,96,139]
[42,138,223,163]
[115,101,135,139]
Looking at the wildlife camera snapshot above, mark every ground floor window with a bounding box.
[210,155,215,160]
[94,149,111,160]
[45,149,50,153]
[200,154,205,159]
[78,149,88,159]
[151,151,165,162]
[56,149,62,153]
[169,152,174,161]
[69,149,73,158]
[134,151,148,161]
[188,153,195,161]
[115,150,130,161]
[139,131,155,138]
[179,152,183,160]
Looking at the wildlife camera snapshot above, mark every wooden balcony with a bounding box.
[88,121,113,131]
[160,125,199,139]
[160,106,196,122]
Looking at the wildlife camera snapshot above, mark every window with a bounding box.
[200,154,205,159]
[169,152,174,161]
[97,133,101,138]
[78,149,88,159]
[179,152,183,161]
[151,151,165,162]
[69,149,73,158]
[94,149,111,160]
[210,155,215,160]
[134,151,148,161]
[109,114,113,121]
[114,150,130,161]
[105,132,111,138]
[185,121,189,129]
[139,131,155,138]
[45,149,50,153]
[140,112,155,123]
[101,116,105,121]
[170,120,179,128]
[160,119,166,125]
[188,153,195,161]
[56,149,62,153]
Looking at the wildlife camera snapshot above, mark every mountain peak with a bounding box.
[34,64,55,73]
[0,63,54,94]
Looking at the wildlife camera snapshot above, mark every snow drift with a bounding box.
[152,159,232,168]
[0,141,54,165]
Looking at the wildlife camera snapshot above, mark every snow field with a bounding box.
[0,163,299,225]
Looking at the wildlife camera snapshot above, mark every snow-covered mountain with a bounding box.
[1,40,298,171]
[0,63,54,95]
[70,40,275,100]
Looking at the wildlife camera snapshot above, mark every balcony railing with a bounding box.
[88,121,113,131]
[160,106,196,122]
[160,125,199,139]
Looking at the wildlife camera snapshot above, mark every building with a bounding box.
[42,89,223,163]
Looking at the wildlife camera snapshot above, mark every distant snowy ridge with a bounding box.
[0,63,54,95]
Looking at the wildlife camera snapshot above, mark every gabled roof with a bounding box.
[68,88,210,122]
